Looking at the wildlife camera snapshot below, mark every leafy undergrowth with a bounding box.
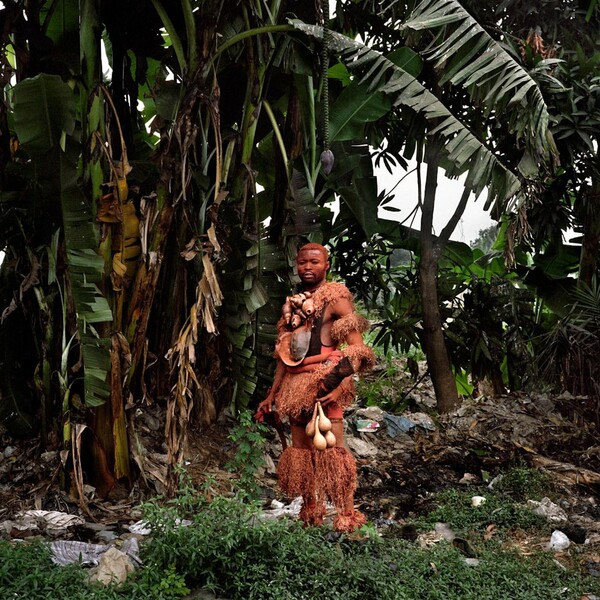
[0,539,188,600]
[1,474,596,600]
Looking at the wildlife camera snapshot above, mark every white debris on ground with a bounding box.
[528,497,568,523]
[50,537,141,567]
[88,547,135,586]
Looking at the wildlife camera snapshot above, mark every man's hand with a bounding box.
[317,385,344,407]
[254,397,273,422]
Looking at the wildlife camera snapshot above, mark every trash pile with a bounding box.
[1,376,599,589]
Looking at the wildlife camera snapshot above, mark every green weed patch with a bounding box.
[415,487,549,534]
[0,491,594,600]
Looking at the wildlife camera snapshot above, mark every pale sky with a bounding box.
[376,160,493,245]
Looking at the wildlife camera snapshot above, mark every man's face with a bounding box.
[296,249,329,287]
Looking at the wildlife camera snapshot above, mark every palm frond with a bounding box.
[399,0,555,160]
[292,22,521,211]
[571,280,600,326]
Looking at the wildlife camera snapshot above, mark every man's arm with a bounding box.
[255,359,285,419]
[317,298,374,403]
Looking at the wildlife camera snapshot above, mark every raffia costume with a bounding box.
[273,281,374,532]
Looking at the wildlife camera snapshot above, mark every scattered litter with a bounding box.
[471,496,486,507]
[262,452,277,475]
[259,497,337,522]
[383,415,416,437]
[20,510,86,531]
[409,412,436,431]
[458,473,479,485]
[356,419,380,432]
[127,521,153,536]
[417,531,444,548]
[355,406,385,421]
[3,446,16,458]
[487,474,504,489]
[50,541,112,566]
[49,538,140,567]
[346,437,378,458]
[465,558,480,567]
[127,518,191,536]
[527,498,568,524]
[89,547,135,586]
[2,510,86,538]
[259,497,304,519]
[121,538,142,565]
[95,530,118,543]
[417,523,457,548]
[434,522,455,541]
[383,412,435,438]
[548,530,570,551]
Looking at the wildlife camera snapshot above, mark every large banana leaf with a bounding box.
[253,235,296,394]
[12,74,113,407]
[40,0,80,74]
[12,74,76,154]
[329,47,423,142]
[60,140,113,407]
[292,22,520,211]
[326,142,381,238]
[400,0,554,160]
[283,170,322,236]
[329,81,393,142]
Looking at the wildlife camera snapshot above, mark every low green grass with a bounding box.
[139,495,592,600]
[1,484,595,600]
[491,464,554,501]
[414,487,549,534]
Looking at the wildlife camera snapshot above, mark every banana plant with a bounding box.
[11,74,113,407]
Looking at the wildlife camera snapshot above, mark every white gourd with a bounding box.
[316,402,332,432]
[313,416,327,451]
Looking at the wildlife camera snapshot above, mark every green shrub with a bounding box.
[225,409,270,501]
[415,488,548,533]
[0,539,189,599]
[0,489,593,600]
[139,494,591,600]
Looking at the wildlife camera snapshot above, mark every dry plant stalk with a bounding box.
[165,251,224,493]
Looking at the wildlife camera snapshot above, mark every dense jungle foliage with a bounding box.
[0,0,599,493]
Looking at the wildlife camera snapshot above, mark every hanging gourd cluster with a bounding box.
[305,402,336,450]
[282,291,315,329]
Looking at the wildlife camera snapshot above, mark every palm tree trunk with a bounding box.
[420,137,460,413]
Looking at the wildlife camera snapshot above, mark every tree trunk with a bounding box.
[419,252,460,413]
[578,172,600,288]
[419,137,460,414]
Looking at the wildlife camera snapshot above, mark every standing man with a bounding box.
[256,243,374,532]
